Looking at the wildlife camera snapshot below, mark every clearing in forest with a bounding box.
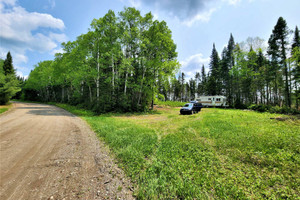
[83,106,299,199]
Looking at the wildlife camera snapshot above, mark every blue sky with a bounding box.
[0,0,299,79]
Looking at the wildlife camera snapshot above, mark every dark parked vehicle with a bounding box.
[180,103,203,115]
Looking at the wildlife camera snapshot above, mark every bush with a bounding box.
[233,99,247,109]
[248,104,300,115]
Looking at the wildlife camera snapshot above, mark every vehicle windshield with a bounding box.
[184,103,193,107]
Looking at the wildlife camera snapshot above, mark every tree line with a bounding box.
[23,8,179,112]
[168,17,299,109]
[10,14,300,112]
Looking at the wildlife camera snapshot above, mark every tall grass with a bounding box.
[155,100,188,107]
[47,103,300,199]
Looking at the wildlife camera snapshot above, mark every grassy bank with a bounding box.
[52,103,299,199]
[0,103,13,114]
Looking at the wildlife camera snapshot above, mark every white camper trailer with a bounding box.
[195,96,228,107]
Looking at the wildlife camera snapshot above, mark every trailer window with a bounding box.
[208,98,211,100]
[216,98,221,101]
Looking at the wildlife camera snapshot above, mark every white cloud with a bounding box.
[51,47,64,55]
[49,33,68,43]
[180,53,210,79]
[16,70,28,79]
[183,8,216,26]
[128,0,141,8]
[0,0,66,66]
[223,0,242,5]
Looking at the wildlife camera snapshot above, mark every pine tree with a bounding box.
[267,29,280,105]
[220,46,228,96]
[291,26,300,109]
[0,52,20,104]
[292,26,300,51]
[189,78,196,100]
[226,34,235,105]
[256,49,267,104]
[180,72,185,101]
[208,43,220,95]
[195,72,200,97]
[200,65,207,95]
[272,17,290,107]
[3,52,15,76]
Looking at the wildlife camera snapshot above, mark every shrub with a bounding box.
[248,104,300,115]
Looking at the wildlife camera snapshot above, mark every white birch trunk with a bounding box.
[96,51,100,102]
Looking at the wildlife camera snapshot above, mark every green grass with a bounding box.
[0,103,12,114]
[13,100,300,199]
[155,100,188,107]
[80,107,300,199]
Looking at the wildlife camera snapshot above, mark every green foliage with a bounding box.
[248,104,300,114]
[0,54,20,105]
[3,52,15,75]
[207,43,221,95]
[24,7,179,113]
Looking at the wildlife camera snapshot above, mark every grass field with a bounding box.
[0,103,12,114]
[50,104,300,199]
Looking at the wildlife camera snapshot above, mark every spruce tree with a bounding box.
[273,17,290,107]
[3,52,15,76]
[292,26,300,51]
[220,46,228,95]
[200,65,207,95]
[226,34,235,105]
[267,28,280,105]
[0,52,20,104]
[291,26,300,109]
[208,43,220,95]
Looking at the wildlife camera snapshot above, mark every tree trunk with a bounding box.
[112,54,115,97]
[288,60,292,107]
[151,69,156,110]
[124,70,128,95]
[266,82,269,105]
[81,81,84,96]
[61,87,64,103]
[296,82,299,110]
[138,59,145,106]
[96,52,100,103]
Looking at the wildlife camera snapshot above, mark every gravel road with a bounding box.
[0,102,134,200]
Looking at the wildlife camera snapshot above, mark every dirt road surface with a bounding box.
[0,102,134,200]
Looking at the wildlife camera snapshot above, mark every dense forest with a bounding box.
[2,8,299,112]
[173,17,299,110]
